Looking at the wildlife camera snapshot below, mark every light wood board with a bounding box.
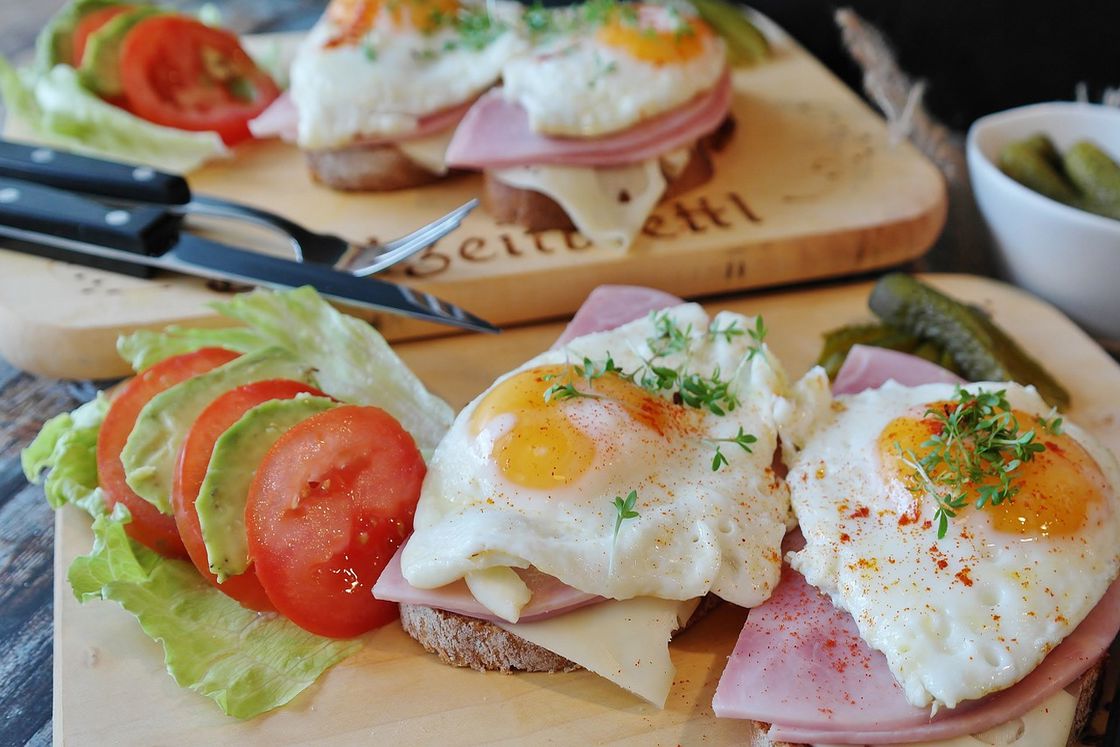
[54,275,1120,746]
[1,15,946,380]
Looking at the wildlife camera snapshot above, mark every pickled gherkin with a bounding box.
[868,274,1070,409]
[997,133,1120,222]
[1063,140,1120,220]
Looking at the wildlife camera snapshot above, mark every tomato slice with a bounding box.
[71,5,134,67]
[246,406,426,637]
[96,347,240,558]
[173,379,328,612]
[118,15,280,146]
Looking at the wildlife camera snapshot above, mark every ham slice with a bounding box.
[832,344,965,394]
[553,285,683,348]
[373,547,602,623]
[248,92,299,143]
[713,348,1120,743]
[445,72,732,169]
[248,94,472,147]
[713,561,1120,745]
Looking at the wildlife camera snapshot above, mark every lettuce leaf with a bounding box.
[27,390,360,719]
[26,286,452,718]
[214,287,455,455]
[71,507,360,719]
[22,395,109,517]
[117,325,271,373]
[0,57,226,173]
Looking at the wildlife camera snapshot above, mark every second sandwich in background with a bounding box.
[445,1,736,249]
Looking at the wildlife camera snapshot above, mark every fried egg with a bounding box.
[502,3,727,137]
[400,305,790,621]
[290,0,525,149]
[783,380,1120,710]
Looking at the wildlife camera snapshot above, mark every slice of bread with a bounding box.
[399,593,722,674]
[306,142,445,192]
[482,117,736,233]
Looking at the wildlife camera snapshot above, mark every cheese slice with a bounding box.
[494,597,700,707]
[491,159,666,250]
[814,687,1077,747]
[397,128,455,175]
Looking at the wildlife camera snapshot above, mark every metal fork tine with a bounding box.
[348,198,479,277]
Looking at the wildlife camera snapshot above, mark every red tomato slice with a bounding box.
[71,5,134,67]
[246,406,426,638]
[96,347,240,558]
[118,15,281,146]
[173,379,328,612]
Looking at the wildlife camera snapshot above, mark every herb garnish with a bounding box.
[707,426,758,471]
[898,387,1047,539]
[612,489,640,541]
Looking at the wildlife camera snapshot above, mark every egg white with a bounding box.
[401,304,790,616]
[502,6,727,137]
[290,2,526,149]
[784,379,1120,710]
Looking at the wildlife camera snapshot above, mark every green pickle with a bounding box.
[1063,140,1120,220]
[998,135,1082,205]
[689,0,769,66]
[868,274,1070,409]
[817,323,919,378]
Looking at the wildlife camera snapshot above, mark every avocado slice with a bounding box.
[197,395,338,582]
[35,0,141,72]
[78,5,163,97]
[121,347,317,515]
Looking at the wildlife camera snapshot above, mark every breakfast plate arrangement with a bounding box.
[0,3,946,380]
[48,274,1120,744]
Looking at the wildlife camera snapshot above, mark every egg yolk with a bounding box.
[879,406,1109,538]
[595,5,712,64]
[469,364,683,490]
[326,0,459,43]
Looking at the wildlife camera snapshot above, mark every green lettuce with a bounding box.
[117,325,271,373]
[26,287,453,718]
[214,287,454,455]
[22,395,108,516]
[0,57,226,173]
[70,507,360,719]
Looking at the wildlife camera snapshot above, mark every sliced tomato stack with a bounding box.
[98,356,426,637]
[69,7,280,145]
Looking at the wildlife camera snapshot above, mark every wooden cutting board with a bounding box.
[53,275,1120,745]
[0,15,946,380]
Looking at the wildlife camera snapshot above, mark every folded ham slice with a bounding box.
[832,344,965,394]
[553,285,683,347]
[248,93,473,147]
[373,547,602,623]
[714,345,1120,744]
[445,71,732,169]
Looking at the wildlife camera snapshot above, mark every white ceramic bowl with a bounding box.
[967,102,1120,343]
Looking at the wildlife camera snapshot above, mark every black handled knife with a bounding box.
[0,177,497,334]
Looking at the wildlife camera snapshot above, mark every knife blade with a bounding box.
[0,178,498,334]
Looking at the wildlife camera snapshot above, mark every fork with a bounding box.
[181,196,479,276]
[0,138,476,276]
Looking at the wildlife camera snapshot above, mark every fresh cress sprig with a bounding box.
[898,387,1048,539]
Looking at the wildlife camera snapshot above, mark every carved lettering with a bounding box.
[642,213,678,239]
[697,196,732,228]
[531,232,556,254]
[729,192,762,223]
[459,237,493,262]
[562,231,593,251]
[499,233,524,257]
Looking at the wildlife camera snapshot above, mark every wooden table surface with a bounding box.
[0,3,1115,746]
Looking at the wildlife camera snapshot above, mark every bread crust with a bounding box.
[306,142,444,192]
[399,593,721,675]
[483,117,735,232]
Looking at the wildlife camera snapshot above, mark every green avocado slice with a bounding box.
[121,347,316,515]
[197,395,338,582]
[77,5,163,97]
[36,0,143,72]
